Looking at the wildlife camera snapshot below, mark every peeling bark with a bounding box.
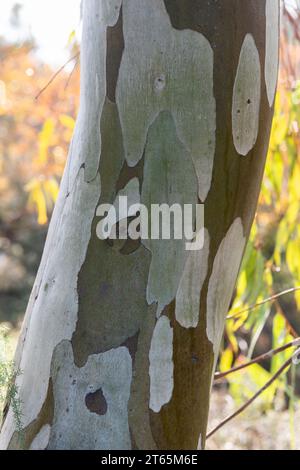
[0,0,278,450]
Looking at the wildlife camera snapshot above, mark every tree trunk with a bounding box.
[0,0,278,450]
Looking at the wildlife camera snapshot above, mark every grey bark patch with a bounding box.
[206,218,246,357]
[149,316,174,413]
[265,0,279,107]
[78,0,122,182]
[175,229,210,329]
[232,34,261,156]
[85,388,108,416]
[141,111,198,314]
[116,0,216,201]
[106,6,124,102]
[48,341,132,450]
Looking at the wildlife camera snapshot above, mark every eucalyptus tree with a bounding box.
[0,0,279,450]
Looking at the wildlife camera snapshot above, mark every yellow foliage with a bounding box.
[0,41,80,225]
[43,178,59,203]
[38,118,55,163]
[26,179,48,226]
[219,348,233,374]
[59,114,75,131]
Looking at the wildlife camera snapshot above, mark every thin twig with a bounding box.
[64,56,79,91]
[207,354,295,440]
[35,52,80,100]
[227,286,300,320]
[214,338,300,381]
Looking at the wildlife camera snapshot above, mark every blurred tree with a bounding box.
[10,3,23,29]
[0,36,79,325]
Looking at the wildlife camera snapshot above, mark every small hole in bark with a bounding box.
[154,74,166,92]
[85,388,108,416]
[247,98,251,104]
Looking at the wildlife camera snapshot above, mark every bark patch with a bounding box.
[106,7,124,102]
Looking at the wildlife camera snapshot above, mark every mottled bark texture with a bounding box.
[0,0,278,450]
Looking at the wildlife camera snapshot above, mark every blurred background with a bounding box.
[0,0,300,450]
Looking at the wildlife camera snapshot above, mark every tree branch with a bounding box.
[214,338,300,381]
[227,286,300,320]
[64,58,79,91]
[35,53,80,100]
[207,353,297,440]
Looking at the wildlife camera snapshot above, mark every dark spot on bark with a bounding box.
[191,355,199,364]
[237,109,241,114]
[85,388,107,416]
[247,98,251,104]
[154,74,166,93]
[106,7,124,102]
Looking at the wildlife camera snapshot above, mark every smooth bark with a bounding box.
[0,0,279,450]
